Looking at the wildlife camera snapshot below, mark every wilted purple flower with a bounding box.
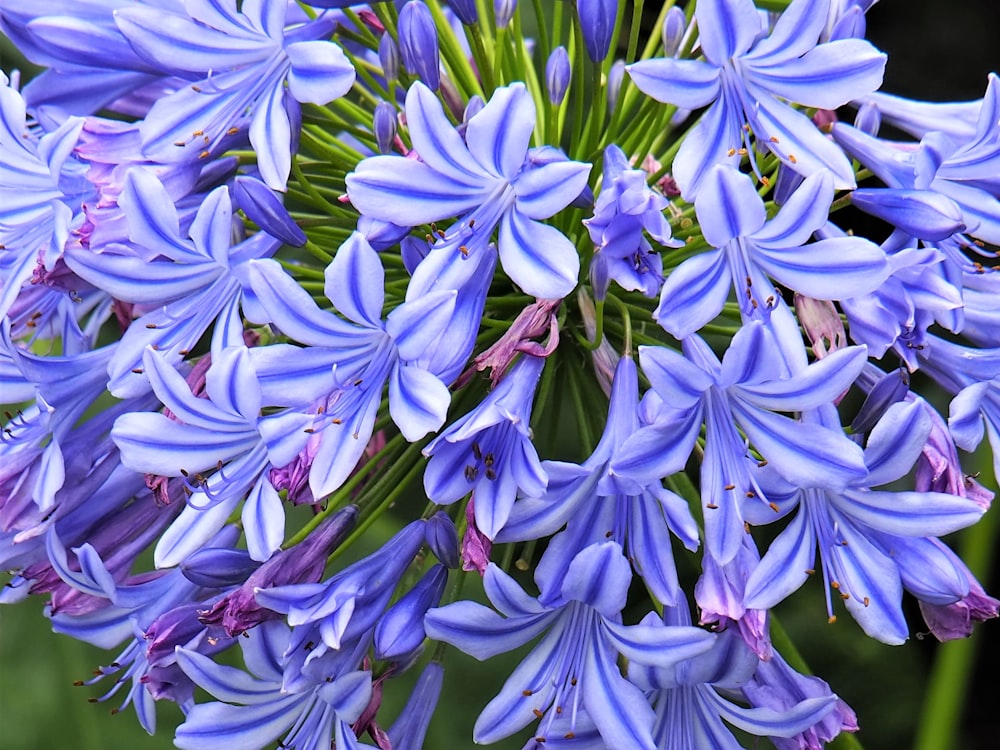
[199,506,358,635]
[425,542,716,748]
[545,46,570,105]
[577,0,617,62]
[347,82,591,299]
[399,1,441,90]
[627,0,886,195]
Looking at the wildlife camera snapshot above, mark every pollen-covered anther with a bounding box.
[706,502,719,509]
[768,502,779,512]
[831,581,840,590]
[788,153,798,164]
[805,568,815,575]
[724,483,736,490]
[828,615,837,624]
[863,596,870,607]
[198,150,210,159]
[533,709,544,718]
[727,148,737,157]
[522,689,533,696]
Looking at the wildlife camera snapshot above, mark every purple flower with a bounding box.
[425,542,716,748]
[347,82,591,299]
[626,0,886,195]
[423,355,547,540]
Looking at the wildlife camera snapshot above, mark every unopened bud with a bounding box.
[545,46,570,105]
[446,0,478,25]
[662,6,687,57]
[399,1,441,90]
[379,33,400,82]
[494,0,516,29]
[854,102,881,136]
[577,0,616,62]
[374,100,397,154]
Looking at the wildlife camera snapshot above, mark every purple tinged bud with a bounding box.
[180,547,261,589]
[379,32,400,83]
[232,176,307,246]
[607,59,626,113]
[545,46,571,105]
[851,368,910,434]
[386,662,445,750]
[199,506,359,636]
[399,1,441,91]
[374,100,398,154]
[464,95,485,123]
[794,294,848,360]
[446,0,479,25]
[374,564,448,660]
[425,512,460,568]
[494,0,517,29]
[577,0,617,62]
[461,497,492,574]
[661,6,687,57]
[854,101,881,136]
[919,577,999,641]
[851,188,966,241]
[828,5,866,41]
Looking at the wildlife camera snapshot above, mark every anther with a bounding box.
[828,615,837,624]
[533,709,544,718]
[724,484,735,490]
[459,245,469,256]
[131,368,144,374]
[805,568,815,575]
[788,154,798,164]
[706,502,719,509]
[227,127,239,135]
[472,442,482,460]
[727,148,737,157]
[831,581,840,590]
[191,85,202,92]
[198,150,210,159]
[863,596,870,607]
[522,689,533,696]
[770,136,780,143]
[745,490,756,498]
[145,323,157,329]
[769,502,779,512]
[485,468,497,480]
[564,733,575,739]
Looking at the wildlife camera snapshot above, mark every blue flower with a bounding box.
[626,0,886,195]
[114,0,356,189]
[653,165,888,339]
[425,542,716,748]
[585,145,680,299]
[422,354,547,540]
[346,81,591,299]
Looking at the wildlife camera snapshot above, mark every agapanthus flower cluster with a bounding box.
[1,1,997,749]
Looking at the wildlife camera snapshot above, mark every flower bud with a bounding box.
[607,59,625,113]
[374,100,397,154]
[851,368,910,434]
[577,0,616,62]
[446,0,478,25]
[854,101,881,136]
[232,176,307,246]
[386,663,444,750]
[374,564,448,660]
[661,6,686,57]
[545,46,570,105]
[494,0,516,29]
[379,32,400,83]
[399,1,441,90]
[425,511,460,568]
[180,547,260,588]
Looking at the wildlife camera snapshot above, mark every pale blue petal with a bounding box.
[949,382,988,451]
[64,246,216,304]
[832,488,984,537]
[154,496,241,569]
[388,365,450,440]
[405,81,493,184]
[836,518,907,644]
[625,58,721,109]
[513,159,592,220]
[560,541,632,616]
[747,39,886,110]
[113,414,256,476]
[653,248,731,338]
[499,210,579,299]
[174,695,305,750]
[483,564,549,618]
[308,393,380,499]
[465,83,534,180]
[743,508,814,609]
[638,344,715,406]
[733,345,867,411]
[385,291,456,361]
[285,40,355,104]
[601,620,716,668]
[318,671,372,720]
[249,83,292,191]
[117,169,192,260]
[695,0,763,65]
[672,98,744,198]
[174,647,279,705]
[695,165,766,247]
[581,631,658,750]
[610,411,703,485]
[710,690,837,738]
[743,0,826,63]
[347,157,488,225]
[750,170,833,248]
[863,400,931,487]
[205,346,261,422]
[754,235,889,300]
[242,478,285,561]
[189,186,233,266]
[325,232,385,329]
[424,600,555,660]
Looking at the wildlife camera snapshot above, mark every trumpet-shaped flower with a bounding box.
[347,82,591,299]
[425,542,716,749]
[626,0,886,196]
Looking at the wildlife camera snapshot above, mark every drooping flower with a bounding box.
[425,542,716,748]
[626,0,886,196]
